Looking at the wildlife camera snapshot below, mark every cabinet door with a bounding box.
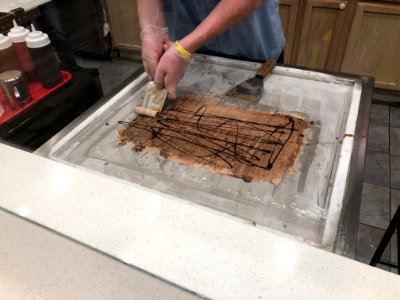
[341,3,400,91]
[296,0,348,70]
[104,0,141,50]
[279,0,299,64]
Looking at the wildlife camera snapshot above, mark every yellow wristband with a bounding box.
[174,40,193,60]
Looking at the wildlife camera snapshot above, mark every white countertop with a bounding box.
[0,209,199,300]
[0,142,399,299]
[0,0,50,12]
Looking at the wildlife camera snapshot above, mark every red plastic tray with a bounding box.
[0,71,72,125]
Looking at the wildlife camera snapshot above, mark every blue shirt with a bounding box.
[163,0,285,61]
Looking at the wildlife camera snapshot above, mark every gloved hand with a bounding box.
[140,25,172,81]
[154,45,189,99]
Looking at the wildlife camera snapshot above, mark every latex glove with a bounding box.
[154,46,189,99]
[140,25,172,81]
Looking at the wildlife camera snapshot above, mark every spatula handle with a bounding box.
[256,60,277,78]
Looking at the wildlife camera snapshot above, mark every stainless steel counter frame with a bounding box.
[331,72,373,257]
[37,63,374,258]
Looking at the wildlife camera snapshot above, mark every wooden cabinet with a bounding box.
[279,0,300,64]
[296,0,349,71]
[341,2,400,91]
[104,0,141,50]
[102,0,400,91]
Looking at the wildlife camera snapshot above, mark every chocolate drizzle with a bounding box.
[119,98,310,184]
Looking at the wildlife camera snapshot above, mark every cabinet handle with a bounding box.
[339,3,346,10]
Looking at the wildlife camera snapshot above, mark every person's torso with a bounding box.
[163,0,285,61]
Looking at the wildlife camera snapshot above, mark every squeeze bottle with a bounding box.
[8,20,36,82]
[0,33,22,74]
[26,25,62,89]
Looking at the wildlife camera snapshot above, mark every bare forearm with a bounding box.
[136,0,165,29]
[181,0,265,53]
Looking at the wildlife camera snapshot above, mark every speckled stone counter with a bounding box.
[0,143,399,299]
[0,209,199,300]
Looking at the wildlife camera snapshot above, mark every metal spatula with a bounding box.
[226,59,276,104]
[135,81,168,117]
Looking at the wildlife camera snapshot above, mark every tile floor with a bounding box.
[75,55,400,274]
[356,100,400,274]
[76,56,142,94]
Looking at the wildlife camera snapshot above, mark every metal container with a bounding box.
[38,55,373,253]
[0,70,31,110]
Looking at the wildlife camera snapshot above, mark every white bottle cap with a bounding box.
[25,24,50,48]
[8,20,30,43]
[0,33,12,50]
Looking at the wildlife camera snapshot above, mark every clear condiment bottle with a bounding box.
[8,20,36,82]
[0,33,22,74]
[25,25,62,89]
